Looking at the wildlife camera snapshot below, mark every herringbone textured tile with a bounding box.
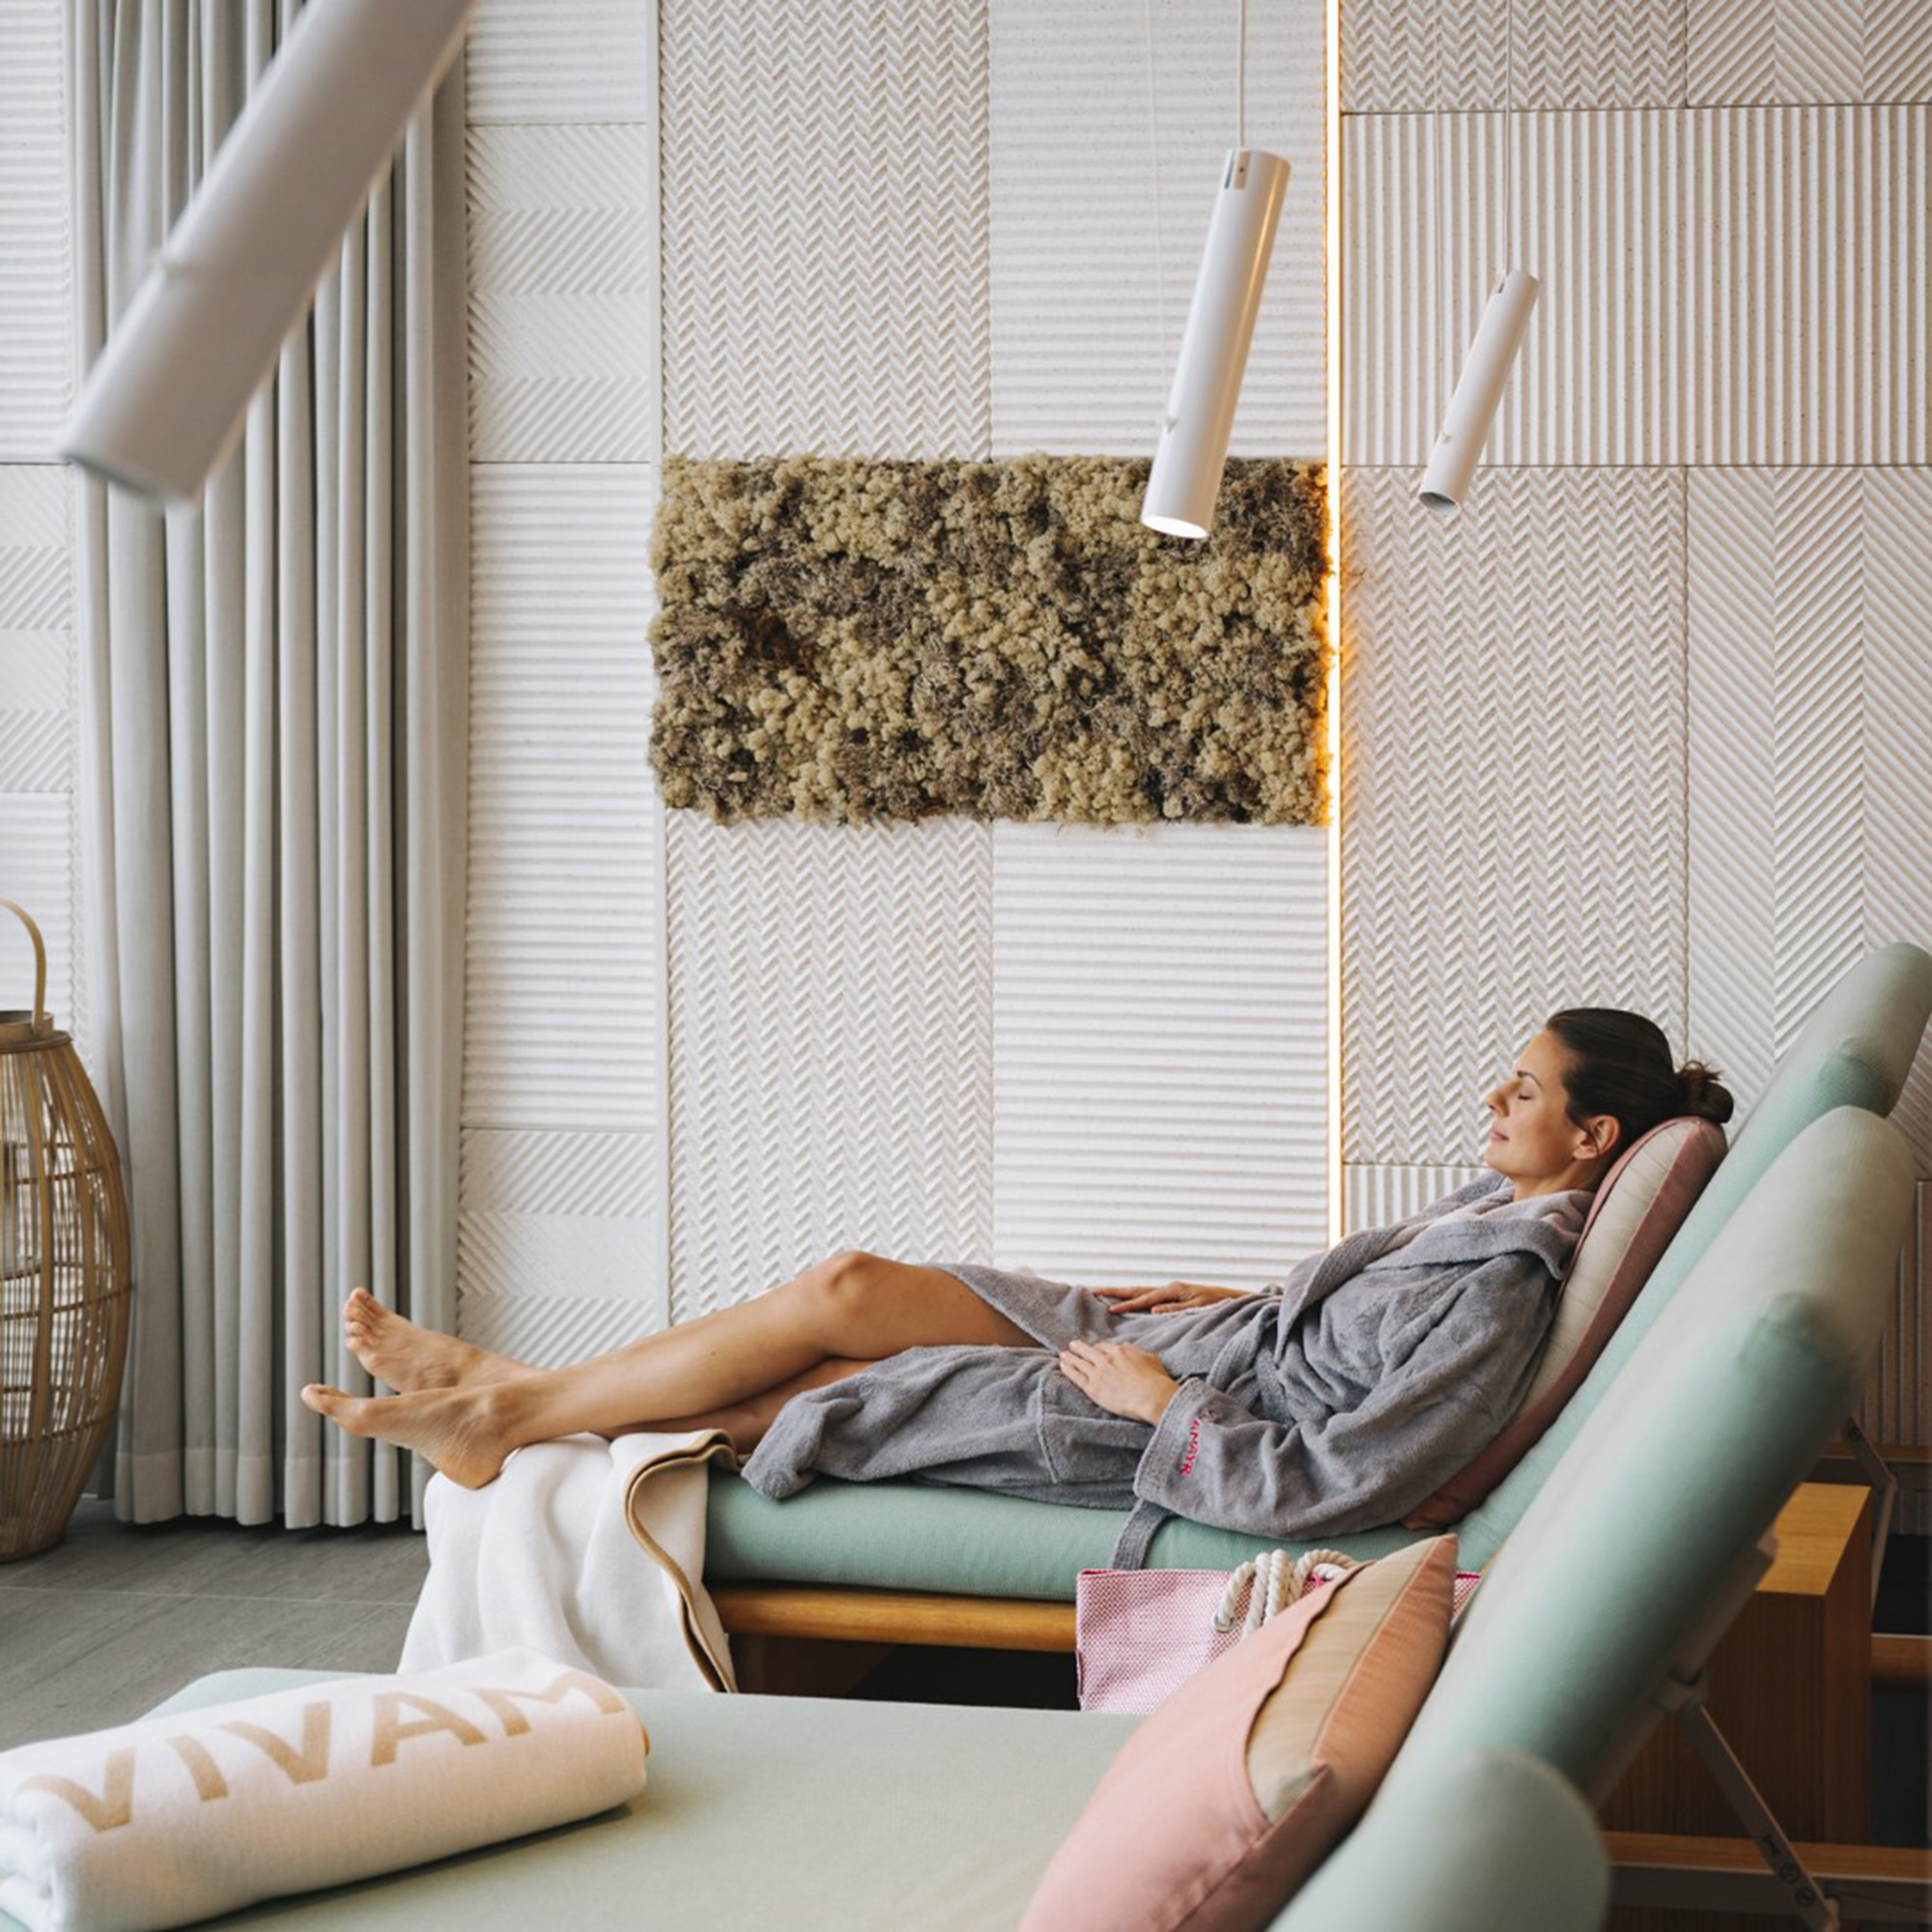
[1687,469,1932,1463]
[1690,0,1932,103]
[0,1,67,461]
[660,0,989,461]
[989,0,1325,458]
[1340,469,1689,1168]
[460,1129,657,1219]
[666,817,995,1319]
[991,824,1330,1293]
[456,1293,664,1372]
[466,0,654,125]
[1687,469,1932,1173]
[1341,0,1508,109]
[1345,0,1686,107]
[467,127,657,462]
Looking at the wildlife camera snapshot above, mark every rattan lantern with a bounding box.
[0,901,131,1560]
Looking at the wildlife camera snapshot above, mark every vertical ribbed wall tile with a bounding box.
[1344,112,1689,467]
[1344,1164,1488,1235]
[660,0,989,461]
[988,0,1325,458]
[1344,106,1927,469]
[468,127,658,462]
[991,824,1328,1292]
[460,466,663,1135]
[1343,0,1685,110]
[1340,469,1688,1167]
[1685,107,1929,465]
[666,818,994,1318]
[1690,0,1932,105]
[466,0,655,126]
[1689,469,1932,1171]
[0,2,68,461]
[457,1129,663,1337]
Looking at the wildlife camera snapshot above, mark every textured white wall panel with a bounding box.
[1686,107,1929,465]
[660,0,990,461]
[461,466,663,1134]
[0,2,69,461]
[466,0,655,126]
[1341,0,1510,110]
[1344,1164,1488,1234]
[468,127,658,463]
[991,824,1328,1292]
[1687,469,1932,1172]
[666,817,995,1318]
[457,1129,661,1329]
[0,469,71,797]
[456,1293,661,1371]
[987,0,1325,458]
[1340,468,1689,1167]
[1690,0,1932,105]
[1343,0,1685,110]
[1344,106,1928,469]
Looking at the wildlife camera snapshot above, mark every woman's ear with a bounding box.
[1576,1115,1621,1162]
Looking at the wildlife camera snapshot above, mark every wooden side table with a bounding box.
[1601,1482,1874,1930]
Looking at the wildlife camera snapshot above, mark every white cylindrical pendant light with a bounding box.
[1416,268,1541,514]
[1141,149,1291,540]
[60,0,477,503]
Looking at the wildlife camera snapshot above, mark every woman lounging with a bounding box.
[302,1009,1731,1549]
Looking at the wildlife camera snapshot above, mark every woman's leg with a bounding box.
[300,1251,1037,1486]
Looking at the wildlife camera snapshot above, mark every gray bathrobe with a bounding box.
[740,1176,1586,1565]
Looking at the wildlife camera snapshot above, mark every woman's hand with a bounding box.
[1091,1280,1248,1315]
[1058,1341,1180,1426]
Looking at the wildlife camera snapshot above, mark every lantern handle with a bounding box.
[0,900,50,1034]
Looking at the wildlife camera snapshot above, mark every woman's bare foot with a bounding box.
[344,1287,525,1394]
[300,1381,512,1489]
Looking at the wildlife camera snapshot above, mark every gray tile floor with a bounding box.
[0,1499,430,1749]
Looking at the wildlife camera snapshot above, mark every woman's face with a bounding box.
[1481,1029,1601,1192]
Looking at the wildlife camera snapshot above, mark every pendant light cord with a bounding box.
[1500,0,1514,277]
[1145,0,1171,409]
[1236,0,1248,150]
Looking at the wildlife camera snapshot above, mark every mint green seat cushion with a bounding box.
[11,1671,1137,1932]
[705,1470,1420,1599]
[1271,1747,1608,1932]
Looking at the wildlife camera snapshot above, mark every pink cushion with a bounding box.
[1404,1115,1728,1530]
[1020,1537,1457,1932]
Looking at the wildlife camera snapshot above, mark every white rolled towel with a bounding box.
[0,1649,648,1932]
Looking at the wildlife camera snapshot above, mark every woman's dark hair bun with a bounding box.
[1675,1060,1735,1124]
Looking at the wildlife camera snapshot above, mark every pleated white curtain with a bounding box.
[69,1,469,1525]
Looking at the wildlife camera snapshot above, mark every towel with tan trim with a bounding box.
[402,1430,737,1691]
[0,1649,646,1932]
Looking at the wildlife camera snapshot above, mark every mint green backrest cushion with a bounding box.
[1271,1747,1608,1932]
[1456,940,1932,1567]
[1388,1107,1913,1794]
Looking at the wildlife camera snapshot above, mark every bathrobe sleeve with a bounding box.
[1131,1256,1555,1541]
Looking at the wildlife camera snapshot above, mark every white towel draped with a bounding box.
[401,1431,737,1691]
